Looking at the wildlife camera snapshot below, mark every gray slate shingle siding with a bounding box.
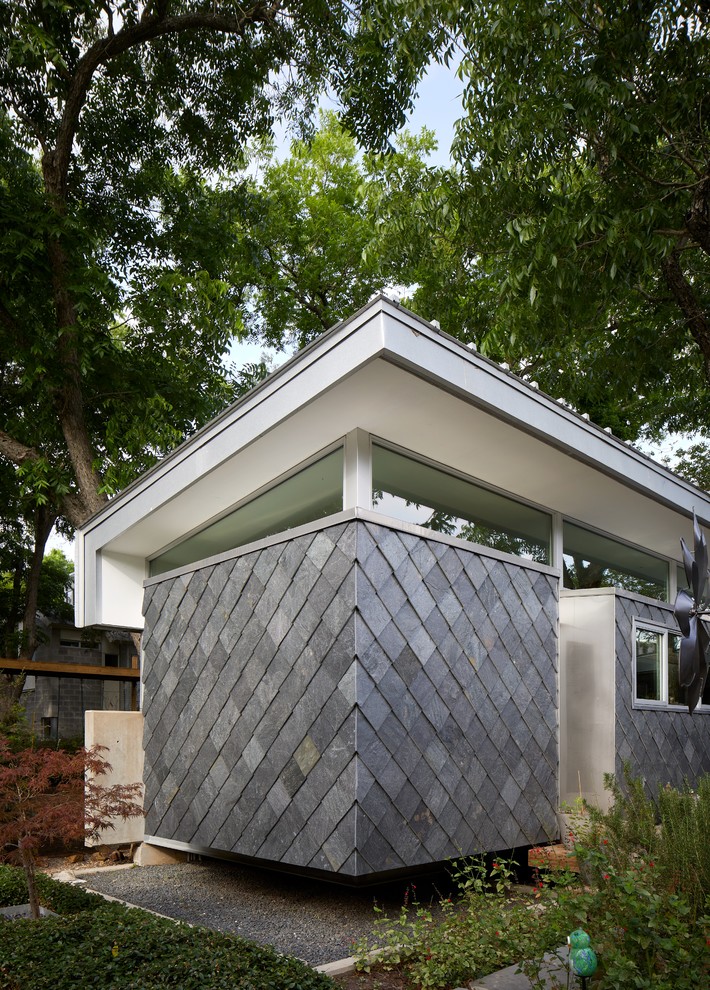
[615,596,710,792]
[141,520,559,877]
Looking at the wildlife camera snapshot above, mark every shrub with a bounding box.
[0,898,333,990]
[582,766,710,924]
[558,769,710,988]
[354,775,710,989]
[0,863,120,913]
[553,851,710,989]
[353,857,567,988]
[0,735,142,918]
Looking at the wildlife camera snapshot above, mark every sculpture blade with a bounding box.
[674,588,694,638]
[698,617,710,663]
[679,615,699,687]
[680,537,696,591]
[686,670,705,714]
[694,513,709,602]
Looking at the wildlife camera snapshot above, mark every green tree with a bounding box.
[1,545,74,657]
[229,113,440,350]
[389,2,710,451]
[37,549,74,624]
[0,0,443,531]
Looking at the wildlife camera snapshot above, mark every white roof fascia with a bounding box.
[376,304,709,522]
[79,301,389,548]
[79,294,710,550]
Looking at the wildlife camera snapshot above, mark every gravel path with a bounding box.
[81,860,406,967]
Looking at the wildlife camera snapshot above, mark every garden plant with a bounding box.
[0,866,333,990]
[1,764,708,989]
[0,735,143,918]
[353,770,710,989]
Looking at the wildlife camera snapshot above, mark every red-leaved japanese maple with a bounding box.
[0,737,143,918]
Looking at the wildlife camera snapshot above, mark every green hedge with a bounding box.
[0,868,333,990]
[0,865,106,914]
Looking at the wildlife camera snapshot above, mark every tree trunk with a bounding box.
[661,251,710,386]
[19,845,40,920]
[43,160,108,526]
[0,552,25,657]
[20,507,57,662]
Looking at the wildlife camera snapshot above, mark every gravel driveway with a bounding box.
[81,860,409,967]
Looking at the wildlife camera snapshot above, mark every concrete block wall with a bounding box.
[141,519,559,878]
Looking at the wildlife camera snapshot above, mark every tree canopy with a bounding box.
[224,113,440,351]
[0,0,444,533]
[396,1,710,448]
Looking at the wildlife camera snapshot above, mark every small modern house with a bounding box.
[76,296,710,880]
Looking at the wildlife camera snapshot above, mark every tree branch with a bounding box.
[0,431,40,469]
[47,2,284,202]
[0,432,95,529]
[661,249,710,384]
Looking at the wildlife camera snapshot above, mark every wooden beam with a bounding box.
[0,658,140,680]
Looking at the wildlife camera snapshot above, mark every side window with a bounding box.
[634,623,709,709]
[635,627,662,702]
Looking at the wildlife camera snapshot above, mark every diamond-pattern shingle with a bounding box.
[142,519,559,876]
[614,596,710,793]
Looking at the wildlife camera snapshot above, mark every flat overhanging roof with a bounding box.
[75,296,710,627]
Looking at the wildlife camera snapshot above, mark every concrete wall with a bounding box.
[85,710,145,845]
[559,590,616,810]
[560,589,710,810]
[141,518,559,878]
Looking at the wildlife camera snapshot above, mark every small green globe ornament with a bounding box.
[569,929,590,951]
[569,929,598,983]
[572,946,598,977]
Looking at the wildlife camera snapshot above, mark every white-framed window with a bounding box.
[633,620,710,710]
[564,522,669,601]
[150,444,344,576]
[371,442,551,564]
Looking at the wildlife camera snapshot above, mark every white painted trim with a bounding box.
[80,296,710,540]
[560,586,675,610]
[343,428,372,511]
[74,295,710,626]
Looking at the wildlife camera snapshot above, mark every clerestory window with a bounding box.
[564,522,668,601]
[371,443,551,564]
[150,446,344,575]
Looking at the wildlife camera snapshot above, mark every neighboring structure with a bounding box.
[17,620,139,742]
[75,296,710,881]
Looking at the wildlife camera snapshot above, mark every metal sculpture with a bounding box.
[673,513,710,713]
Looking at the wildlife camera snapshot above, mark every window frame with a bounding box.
[632,618,709,712]
[563,520,670,602]
[370,438,553,565]
[148,440,345,575]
